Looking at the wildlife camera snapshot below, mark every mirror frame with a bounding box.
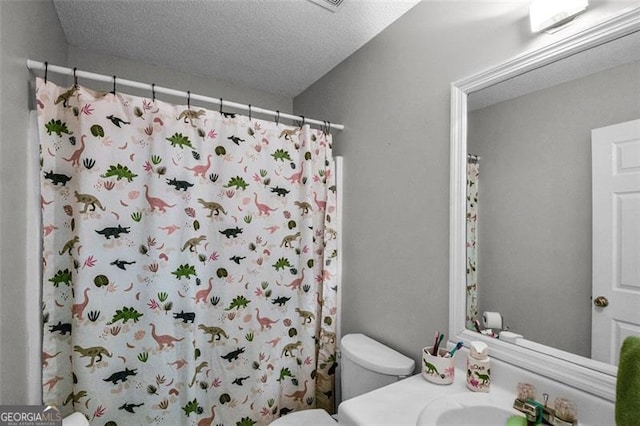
[449,7,640,402]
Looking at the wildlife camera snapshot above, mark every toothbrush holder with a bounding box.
[422,346,455,385]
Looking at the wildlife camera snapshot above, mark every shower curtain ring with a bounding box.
[219,98,223,114]
[299,116,305,127]
[73,67,78,87]
[275,110,280,126]
[151,83,156,102]
[44,61,48,84]
[112,75,117,95]
[248,104,252,121]
[187,91,191,110]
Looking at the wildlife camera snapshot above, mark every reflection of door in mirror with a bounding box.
[591,119,640,365]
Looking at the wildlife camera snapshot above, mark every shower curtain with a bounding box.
[37,78,339,425]
[466,158,479,329]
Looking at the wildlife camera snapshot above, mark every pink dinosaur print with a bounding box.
[185,154,212,178]
[266,337,282,347]
[194,278,213,304]
[63,134,86,167]
[313,191,326,211]
[150,323,185,350]
[41,196,53,210]
[255,308,280,330]
[167,358,188,370]
[285,269,304,291]
[197,405,217,426]
[253,193,277,216]
[285,379,308,402]
[285,163,304,184]
[43,224,58,236]
[143,184,176,213]
[264,225,279,234]
[71,288,90,320]
[42,351,62,367]
[158,225,181,235]
[43,375,64,391]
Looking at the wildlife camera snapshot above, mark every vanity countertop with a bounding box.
[338,372,512,425]
[337,351,615,425]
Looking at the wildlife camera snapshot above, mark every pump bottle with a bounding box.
[466,341,490,392]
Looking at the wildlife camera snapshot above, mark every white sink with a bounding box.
[416,392,522,425]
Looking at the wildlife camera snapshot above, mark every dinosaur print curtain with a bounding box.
[36,78,339,425]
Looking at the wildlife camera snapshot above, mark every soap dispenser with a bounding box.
[466,341,490,392]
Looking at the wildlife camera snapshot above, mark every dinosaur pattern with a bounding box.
[37,78,338,425]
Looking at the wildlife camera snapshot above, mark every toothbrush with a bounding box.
[431,332,440,356]
[446,341,464,358]
[433,332,444,356]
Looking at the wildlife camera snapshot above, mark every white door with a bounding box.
[591,119,640,365]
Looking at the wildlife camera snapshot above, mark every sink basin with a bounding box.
[417,392,522,425]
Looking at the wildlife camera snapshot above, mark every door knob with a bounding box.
[593,296,609,307]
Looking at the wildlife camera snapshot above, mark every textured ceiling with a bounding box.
[53,0,420,97]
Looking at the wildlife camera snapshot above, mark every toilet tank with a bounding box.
[340,333,415,401]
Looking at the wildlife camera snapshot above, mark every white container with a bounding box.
[422,346,455,385]
[466,341,490,392]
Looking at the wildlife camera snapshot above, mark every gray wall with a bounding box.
[469,60,640,357]
[293,1,638,370]
[294,1,534,367]
[0,0,67,404]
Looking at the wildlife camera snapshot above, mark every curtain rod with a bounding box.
[26,59,344,131]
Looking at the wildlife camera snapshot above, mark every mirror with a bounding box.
[466,34,640,358]
[450,7,640,402]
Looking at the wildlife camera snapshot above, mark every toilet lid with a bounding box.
[341,333,415,376]
[269,409,335,425]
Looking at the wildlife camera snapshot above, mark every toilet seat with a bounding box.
[269,408,336,425]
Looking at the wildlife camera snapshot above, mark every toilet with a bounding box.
[269,333,415,425]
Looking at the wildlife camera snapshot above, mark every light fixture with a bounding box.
[529,0,588,33]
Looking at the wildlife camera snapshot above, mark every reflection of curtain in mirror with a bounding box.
[466,156,479,329]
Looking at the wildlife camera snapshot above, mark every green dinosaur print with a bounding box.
[172,264,197,280]
[219,227,243,238]
[107,306,143,324]
[273,257,292,271]
[73,345,112,367]
[45,119,72,137]
[277,367,294,382]
[237,417,258,426]
[182,398,202,417]
[48,268,72,287]
[101,164,138,182]
[423,359,439,375]
[224,176,249,190]
[270,186,290,197]
[271,149,292,162]
[166,133,194,149]
[474,370,490,385]
[225,295,250,311]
